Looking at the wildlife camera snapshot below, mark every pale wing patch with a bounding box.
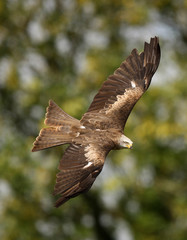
[83,162,93,169]
[84,144,105,168]
[105,87,143,115]
[131,81,136,88]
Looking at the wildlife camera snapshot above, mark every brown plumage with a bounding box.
[32,37,161,207]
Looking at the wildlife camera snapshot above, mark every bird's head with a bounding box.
[118,135,133,149]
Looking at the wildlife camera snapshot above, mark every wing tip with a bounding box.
[143,36,161,89]
[54,196,69,208]
[146,36,159,45]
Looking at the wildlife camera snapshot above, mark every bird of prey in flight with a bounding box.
[32,37,161,207]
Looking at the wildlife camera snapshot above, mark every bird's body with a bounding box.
[32,37,161,207]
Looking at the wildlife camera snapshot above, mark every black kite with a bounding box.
[32,37,161,207]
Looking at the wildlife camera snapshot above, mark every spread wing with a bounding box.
[53,143,108,207]
[81,37,161,131]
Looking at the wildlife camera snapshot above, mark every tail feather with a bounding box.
[45,100,79,126]
[32,100,81,152]
[32,128,73,152]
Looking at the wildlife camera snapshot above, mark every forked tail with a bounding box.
[32,100,81,152]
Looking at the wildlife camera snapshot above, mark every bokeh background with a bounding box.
[0,0,187,240]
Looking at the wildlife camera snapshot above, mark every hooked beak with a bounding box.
[127,143,133,149]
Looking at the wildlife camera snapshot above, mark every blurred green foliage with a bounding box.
[0,0,187,240]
